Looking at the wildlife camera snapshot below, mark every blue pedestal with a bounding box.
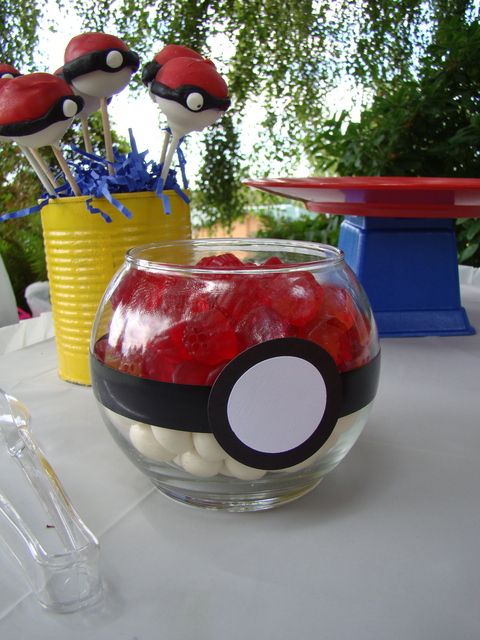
[339,216,475,337]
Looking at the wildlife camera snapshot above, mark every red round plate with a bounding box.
[244,177,480,218]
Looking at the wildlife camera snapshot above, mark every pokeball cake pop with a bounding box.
[0,72,83,148]
[55,65,109,153]
[0,63,21,79]
[62,32,139,98]
[142,44,205,170]
[0,73,84,194]
[144,47,231,184]
[141,44,203,87]
[62,32,139,171]
[0,76,55,195]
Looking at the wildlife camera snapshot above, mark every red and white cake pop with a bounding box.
[55,65,110,153]
[141,44,203,88]
[62,32,139,98]
[151,55,230,136]
[0,63,21,79]
[55,66,101,118]
[0,73,83,195]
[0,72,83,148]
[143,47,230,183]
[62,33,139,171]
[0,78,46,187]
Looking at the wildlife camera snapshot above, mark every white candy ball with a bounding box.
[129,424,176,462]
[223,458,267,481]
[180,451,222,478]
[151,426,192,454]
[192,432,226,462]
[104,407,138,435]
[219,463,235,477]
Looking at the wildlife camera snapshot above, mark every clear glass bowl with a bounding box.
[90,238,380,511]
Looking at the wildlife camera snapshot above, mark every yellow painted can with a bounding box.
[41,190,191,385]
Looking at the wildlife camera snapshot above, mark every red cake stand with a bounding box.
[245,177,480,337]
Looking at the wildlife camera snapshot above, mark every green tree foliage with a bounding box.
[256,210,340,246]
[0,0,42,70]
[308,13,480,265]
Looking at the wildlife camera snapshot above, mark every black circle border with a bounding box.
[207,338,342,470]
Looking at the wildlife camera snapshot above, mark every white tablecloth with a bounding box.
[0,278,479,639]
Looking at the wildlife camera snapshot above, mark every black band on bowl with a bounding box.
[91,340,380,433]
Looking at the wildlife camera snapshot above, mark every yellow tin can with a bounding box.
[41,190,191,385]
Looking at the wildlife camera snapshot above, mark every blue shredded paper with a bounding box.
[0,129,190,223]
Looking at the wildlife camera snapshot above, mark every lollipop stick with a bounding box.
[159,129,170,167]
[100,97,115,175]
[80,116,93,154]
[29,149,60,189]
[20,147,56,197]
[51,146,81,196]
[160,134,181,183]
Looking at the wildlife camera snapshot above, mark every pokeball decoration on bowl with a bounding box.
[90,241,380,487]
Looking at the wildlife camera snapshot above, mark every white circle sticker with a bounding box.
[226,356,327,454]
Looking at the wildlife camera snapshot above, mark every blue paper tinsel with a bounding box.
[0,129,190,223]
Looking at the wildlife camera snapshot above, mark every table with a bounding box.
[245,177,480,337]
[0,271,479,639]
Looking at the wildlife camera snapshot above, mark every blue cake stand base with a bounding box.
[339,216,475,337]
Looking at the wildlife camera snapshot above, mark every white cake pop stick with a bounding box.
[19,147,56,196]
[52,145,81,196]
[80,116,93,153]
[160,132,181,182]
[28,148,60,189]
[159,129,170,168]
[100,97,114,174]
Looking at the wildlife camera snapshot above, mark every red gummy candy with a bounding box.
[306,318,353,371]
[172,361,215,385]
[213,275,267,323]
[262,256,283,267]
[237,306,291,349]
[143,346,181,383]
[181,308,239,365]
[117,348,145,377]
[105,251,372,381]
[111,269,169,311]
[158,277,211,323]
[268,271,323,327]
[195,253,244,269]
[110,268,143,309]
[94,336,108,361]
[317,285,356,329]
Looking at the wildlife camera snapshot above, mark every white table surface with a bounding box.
[0,278,479,640]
